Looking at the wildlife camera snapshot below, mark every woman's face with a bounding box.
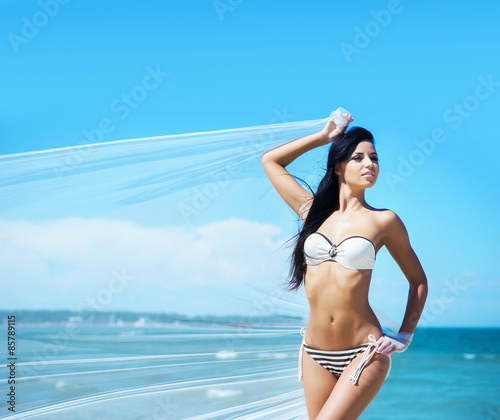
[336,141,379,188]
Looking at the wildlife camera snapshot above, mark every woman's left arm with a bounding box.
[382,211,428,335]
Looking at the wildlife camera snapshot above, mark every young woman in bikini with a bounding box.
[261,111,428,419]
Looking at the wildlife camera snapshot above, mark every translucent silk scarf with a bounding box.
[2,116,349,419]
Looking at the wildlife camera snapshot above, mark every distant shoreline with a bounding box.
[0,309,305,328]
[1,310,497,329]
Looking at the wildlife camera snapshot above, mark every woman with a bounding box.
[261,112,428,419]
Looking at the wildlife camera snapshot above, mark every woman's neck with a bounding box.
[337,185,367,214]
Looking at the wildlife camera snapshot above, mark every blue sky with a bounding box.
[1,0,499,327]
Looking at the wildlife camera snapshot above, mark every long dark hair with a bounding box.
[285,126,375,291]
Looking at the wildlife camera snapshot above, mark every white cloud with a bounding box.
[0,217,294,314]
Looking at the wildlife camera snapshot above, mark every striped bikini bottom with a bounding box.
[298,329,391,385]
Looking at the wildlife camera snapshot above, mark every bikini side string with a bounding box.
[298,327,306,382]
[349,334,378,385]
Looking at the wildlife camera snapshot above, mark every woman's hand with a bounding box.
[376,332,413,356]
[321,110,353,142]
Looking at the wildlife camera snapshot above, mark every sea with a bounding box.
[1,324,499,420]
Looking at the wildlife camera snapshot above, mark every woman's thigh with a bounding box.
[302,350,338,419]
[316,352,391,420]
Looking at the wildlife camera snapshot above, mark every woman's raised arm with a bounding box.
[261,113,352,221]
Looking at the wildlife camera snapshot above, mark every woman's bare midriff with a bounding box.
[304,261,383,350]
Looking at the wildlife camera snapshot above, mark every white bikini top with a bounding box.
[303,232,376,270]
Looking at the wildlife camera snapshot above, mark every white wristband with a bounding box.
[396,332,413,345]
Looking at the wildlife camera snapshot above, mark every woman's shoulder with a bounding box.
[366,207,404,229]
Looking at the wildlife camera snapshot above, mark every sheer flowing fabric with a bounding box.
[0,118,339,419]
